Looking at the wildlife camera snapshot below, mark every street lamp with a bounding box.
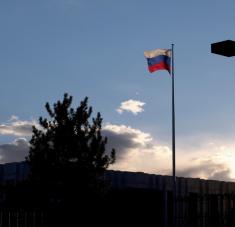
[211,40,235,57]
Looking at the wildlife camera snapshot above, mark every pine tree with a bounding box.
[26,93,115,206]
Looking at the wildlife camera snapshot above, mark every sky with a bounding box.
[1,0,235,181]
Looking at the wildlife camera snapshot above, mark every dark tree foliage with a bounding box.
[26,94,115,210]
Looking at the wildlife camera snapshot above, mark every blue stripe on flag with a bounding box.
[147,55,170,67]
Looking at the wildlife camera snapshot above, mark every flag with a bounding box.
[144,48,171,73]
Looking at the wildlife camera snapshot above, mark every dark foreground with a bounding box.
[1,188,235,227]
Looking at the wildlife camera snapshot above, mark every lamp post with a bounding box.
[211,40,235,57]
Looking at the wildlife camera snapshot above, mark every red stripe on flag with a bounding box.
[148,62,170,73]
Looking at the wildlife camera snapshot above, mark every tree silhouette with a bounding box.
[26,93,115,210]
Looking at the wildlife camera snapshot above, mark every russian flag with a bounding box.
[144,48,171,73]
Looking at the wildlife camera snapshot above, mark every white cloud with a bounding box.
[0,116,38,137]
[103,123,171,174]
[172,136,235,181]
[103,124,235,181]
[116,99,145,115]
[104,124,152,147]
[177,158,232,181]
[0,138,29,163]
[9,115,19,121]
[1,116,235,182]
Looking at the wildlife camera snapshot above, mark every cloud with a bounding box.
[0,138,29,163]
[103,123,171,174]
[0,116,38,137]
[116,99,145,115]
[177,159,232,181]
[103,124,235,181]
[103,124,153,158]
[1,116,235,182]
[174,136,235,181]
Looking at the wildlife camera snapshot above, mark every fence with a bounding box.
[0,210,44,227]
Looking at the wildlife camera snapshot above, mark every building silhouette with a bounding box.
[0,161,235,226]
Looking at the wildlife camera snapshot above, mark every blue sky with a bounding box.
[1,0,235,180]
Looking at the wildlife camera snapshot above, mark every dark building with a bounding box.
[0,162,235,226]
[0,161,29,185]
[106,170,235,227]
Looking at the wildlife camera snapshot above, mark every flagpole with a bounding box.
[171,43,176,227]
